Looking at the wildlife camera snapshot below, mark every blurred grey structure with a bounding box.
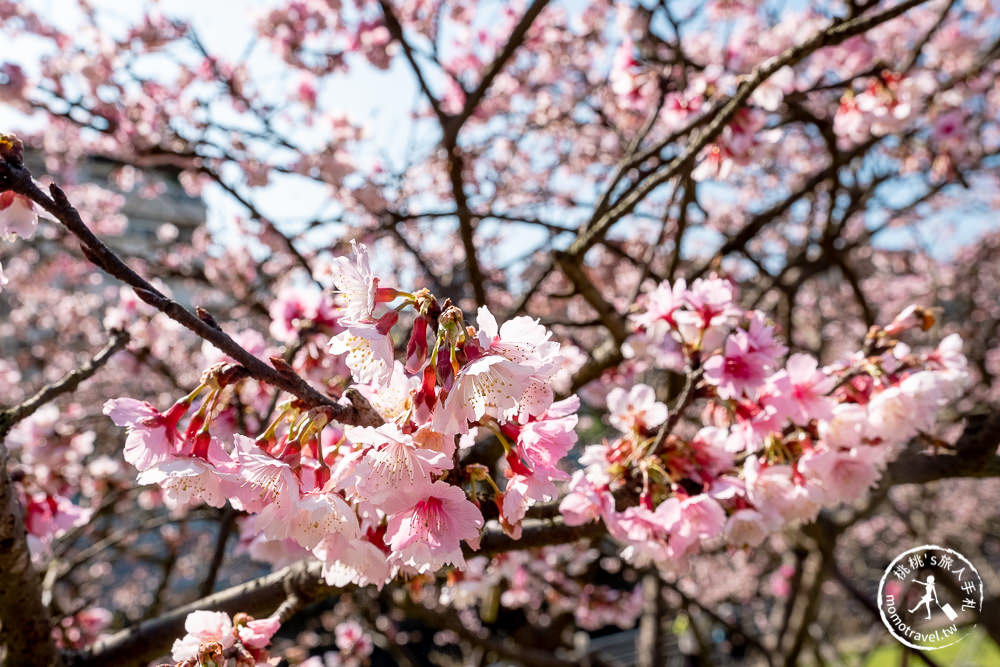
[23,151,205,253]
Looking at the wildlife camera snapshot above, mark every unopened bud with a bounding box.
[0,133,24,166]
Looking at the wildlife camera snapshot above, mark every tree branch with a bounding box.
[0,442,62,666]
[0,159,380,426]
[0,329,130,439]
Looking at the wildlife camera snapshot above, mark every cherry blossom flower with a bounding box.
[315,535,392,588]
[230,434,299,513]
[171,610,234,662]
[606,384,667,433]
[703,330,771,399]
[235,616,281,650]
[559,470,617,528]
[328,321,394,385]
[432,354,536,437]
[103,398,186,471]
[764,354,836,424]
[385,481,484,573]
[335,620,373,656]
[327,239,377,323]
[798,445,884,505]
[724,509,768,548]
[0,190,37,239]
[346,423,451,510]
[514,395,579,479]
[135,446,235,509]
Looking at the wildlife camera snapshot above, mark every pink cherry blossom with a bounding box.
[764,353,836,424]
[236,616,281,650]
[103,398,185,471]
[328,321,394,385]
[703,330,772,399]
[432,354,536,437]
[0,190,37,238]
[385,481,484,573]
[326,239,378,323]
[606,384,667,433]
[171,610,234,662]
[798,445,884,505]
[346,423,451,510]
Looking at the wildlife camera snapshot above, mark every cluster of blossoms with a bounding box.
[561,278,968,569]
[106,241,578,585]
[834,70,935,144]
[103,243,970,591]
[166,610,280,667]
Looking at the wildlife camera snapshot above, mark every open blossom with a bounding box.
[230,434,299,513]
[24,493,93,546]
[328,321,394,385]
[236,616,281,650]
[0,190,37,238]
[432,354,537,436]
[502,471,558,525]
[269,285,338,342]
[744,458,821,528]
[385,481,483,573]
[136,447,234,509]
[473,306,562,421]
[515,395,578,479]
[703,330,771,399]
[327,239,377,323]
[764,354,836,424]
[559,470,616,528]
[607,384,667,433]
[316,536,393,588]
[346,423,451,509]
[819,403,868,450]
[281,492,362,550]
[171,610,234,662]
[798,445,884,505]
[724,509,768,548]
[103,398,185,471]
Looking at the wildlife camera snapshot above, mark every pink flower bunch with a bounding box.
[834,71,936,143]
[564,286,971,569]
[107,243,579,585]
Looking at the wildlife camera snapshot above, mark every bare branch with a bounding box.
[0,329,130,439]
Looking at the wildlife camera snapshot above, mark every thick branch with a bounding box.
[0,443,62,666]
[65,561,336,667]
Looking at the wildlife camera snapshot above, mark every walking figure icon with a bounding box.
[907,575,959,621]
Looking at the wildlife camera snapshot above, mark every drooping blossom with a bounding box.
[346,423,451,509]
[432,354,537,437]
[230,434,299,514]
[385,481,484,573]
[0,190,37,238]
[103,398,187,471]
